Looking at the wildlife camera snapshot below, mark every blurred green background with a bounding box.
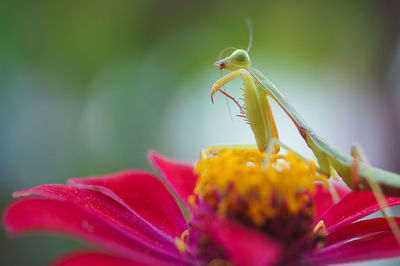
[1,0,400,265]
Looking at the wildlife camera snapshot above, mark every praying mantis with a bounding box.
[209,46,400,198]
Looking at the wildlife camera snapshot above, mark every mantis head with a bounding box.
[214,49,251,71]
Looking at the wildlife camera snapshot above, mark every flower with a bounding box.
[4,149,400,265]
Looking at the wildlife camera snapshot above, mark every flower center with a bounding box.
[183,148,328,265]
[194,148,327,226]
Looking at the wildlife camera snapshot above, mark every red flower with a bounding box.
[4,151,400,265]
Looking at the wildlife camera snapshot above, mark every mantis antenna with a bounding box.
[246,18,253,52]
[218,19,253,59]
[218,46,238,61]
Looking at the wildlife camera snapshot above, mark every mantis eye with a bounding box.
[229,49,251,69]
[214,49,251,71]
[231,49,249,61]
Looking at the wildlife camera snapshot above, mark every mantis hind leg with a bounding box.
[351,144,400,246]
[200,144,258,159]
[201,140,306,161]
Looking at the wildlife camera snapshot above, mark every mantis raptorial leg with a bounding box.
[211,68,279,154]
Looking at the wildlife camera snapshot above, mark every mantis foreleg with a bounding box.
[211,69,248,103]
[211,69,279,154]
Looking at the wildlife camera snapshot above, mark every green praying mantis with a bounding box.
[209,45,400,198]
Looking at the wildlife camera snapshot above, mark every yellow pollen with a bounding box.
[194,148,328,225]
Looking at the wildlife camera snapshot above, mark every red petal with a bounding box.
[53,250,143,266]
[12,184,176,251]
[326,218,400,245]
[210,219,281,266]
[315,192,400,232]
[312,183,350,220]
[148,151,197,209]
[4,198,188,265]
[68,170,188,238]
[311,231,400,265]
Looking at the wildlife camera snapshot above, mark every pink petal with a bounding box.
[53,250,144,266]
[210,219,281,266]
[148,151,197,209]
[311,231,400,265]
[326,218,400,245]
[5,195,189,264]
[315,192,400,232]
[312,183,350,220]
[12,184,176,252]
[68,170,188,239]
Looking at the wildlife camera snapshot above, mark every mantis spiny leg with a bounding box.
[211,69,249,103]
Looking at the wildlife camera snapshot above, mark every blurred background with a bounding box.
[1,0,400,265]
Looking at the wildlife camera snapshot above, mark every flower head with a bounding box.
[188,149,328,265]
[194,149,326,224]
[3,150,400,265]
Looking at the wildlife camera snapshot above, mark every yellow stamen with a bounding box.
[194,148,328,226]
[187,195,196,208]
[175,229,189,254]
[313,220,327,235]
